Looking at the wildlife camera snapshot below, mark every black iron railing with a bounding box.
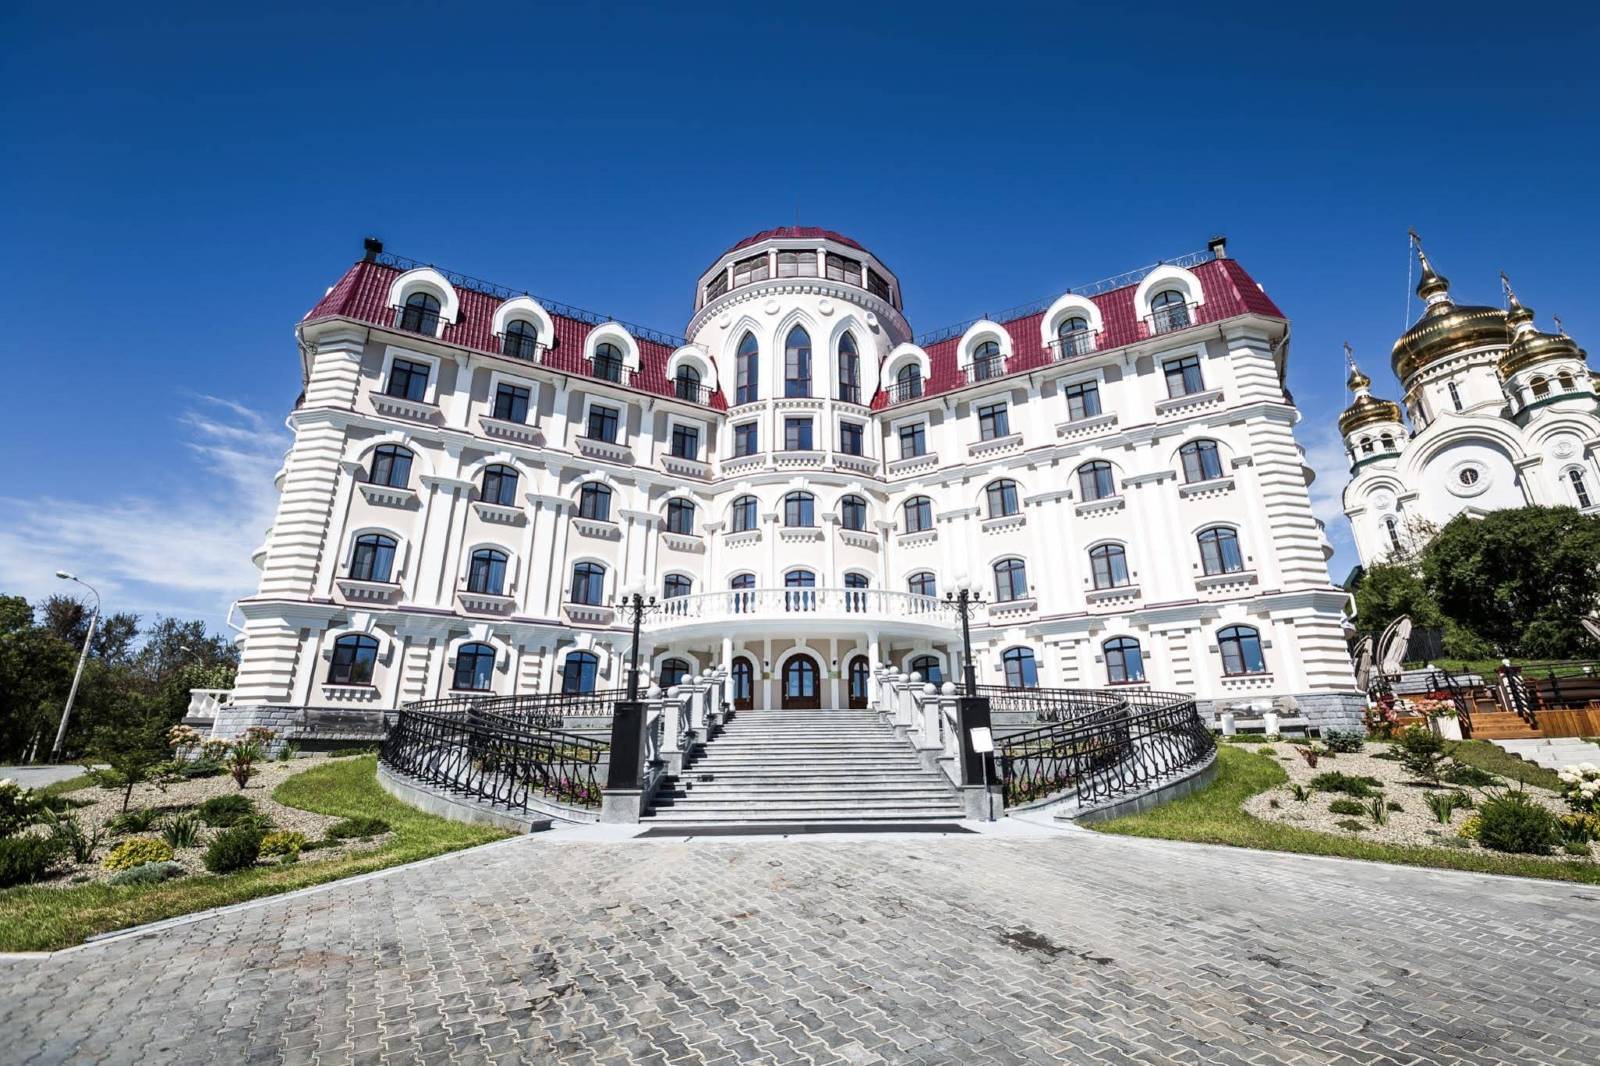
[1422,668,1477,736]
[673,378,715,404]
[391,304,445,335]
[381,708,607,810]
[995,689,1213,808]
[962,353,1007,384]
[401,689,624,728]
[1145,304,1194,335]
[975,684,1124,724]
[498,332,545,361]
[885,378,924,405]
[1049,329,1098,360]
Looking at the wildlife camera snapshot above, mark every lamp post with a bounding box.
[945,573,984,697]
[611,581,658,701]
[50,571,100,763]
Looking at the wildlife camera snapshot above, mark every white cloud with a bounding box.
[0,396,287,631]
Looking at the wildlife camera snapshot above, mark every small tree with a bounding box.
[1394,726,1447,785]
[89,696,171,812]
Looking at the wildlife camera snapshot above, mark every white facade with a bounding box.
[231,229,1360,726]
[1341,246,1598,567]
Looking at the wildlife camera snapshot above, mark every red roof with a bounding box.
[303,260,727,411]
[869,257,1285,409]
[720,226,866,259]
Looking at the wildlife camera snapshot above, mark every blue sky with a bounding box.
[2,1,1596,631]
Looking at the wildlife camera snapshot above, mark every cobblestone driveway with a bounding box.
[3,828,1598,1064]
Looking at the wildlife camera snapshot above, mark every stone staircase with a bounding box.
[644,708,967,825]
[1492,736,1600,772]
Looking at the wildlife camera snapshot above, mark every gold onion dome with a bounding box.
[1390,242,1509,381]
[1339,352,1402,436]
[1497,275,1587,378]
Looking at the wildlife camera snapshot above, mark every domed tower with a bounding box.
[1390,237,1511,428]
[1497,274,1593,421]
[1339,348,1407,472]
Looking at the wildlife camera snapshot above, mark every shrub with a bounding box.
[1557,764,1600,814]
[1458,815,1482,840]
[203,825,264,873]
[107,807,161,834]
[1293,745,1321,769]
[1395,727,1447,783]
[163,814,202,849]
[1289,784,1310,803]
[103,836,174,872]
[1563,840,1591,857]
[1308,772,1382,798]
[0,834,67,887]
[0,779,46,836]
[1386,801,1404,812]
[1442,763,1499,788]
[1323,730,1365,754]
[1425,791,1464,825]
[43,810,100,863]
[196,794,255,827]
[259,831,307,857]
[1334,819,1367,832]
[179,758,225,780]
[225,728,277,789]
[107,860,185,887]
[324,816,390,840]
[1327,798,1366,816]
[275,743,301,763]
[1561,813,1600,842]
[1367,795,1389,826]
[1475,792,1561,855]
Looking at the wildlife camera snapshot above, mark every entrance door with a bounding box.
[847,656,870,709]
[782,654,821,710]
[732,657,754,712]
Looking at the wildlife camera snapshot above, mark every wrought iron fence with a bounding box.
[995,689,1213,808]
[380,708,608,810]
[885,378,924,405]
[975,685,1123,724]
[1145,304,1194,335]
[391,304,445,335]
[401,690,625,728]
[1049,329,1098,360]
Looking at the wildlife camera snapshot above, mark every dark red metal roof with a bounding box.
[720,226,866,258]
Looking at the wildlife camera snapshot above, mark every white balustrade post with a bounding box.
[896,672,917,729]
[659,689,682,775]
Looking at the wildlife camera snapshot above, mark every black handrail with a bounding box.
[380,708,607,810]
[975,684,1123,724]
[1423,668,1475,736]
[402,689,625,728]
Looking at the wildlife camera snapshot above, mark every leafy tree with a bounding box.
[88,693,172,812]
[1351,562,1442,640]
[1421,506,1600,657]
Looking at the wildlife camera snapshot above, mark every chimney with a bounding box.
[363,236,384,261]
[1207,235,1228,259]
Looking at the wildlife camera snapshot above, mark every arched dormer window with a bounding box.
[466,548,508,596]
[736,332,759,404]
[663,574,693,599]
[840,494,868,531]
[1148,289,1190,334]
[453,642,496,691]
[1558,371,1577,393]
[1089,544,1129,589]
[970,339,1003,382]
[561,651,599,694]
[1104,637,1145,684]
[1055,315,1093,358]
[578,482,612,521]
[369,444,414,489]
[1179,440,1224,483]
[569,561,606,605]
[895,362,923,401]
[902,496,933,533]
[328,633,380,686]
[349,533,397,583]
[398,291,441,334]
[985,479,1020,518]
[784,491,815,527]
[1197,527,1244,575]
[837,332,861,404]
[480,464,519,507]
[502,318,539,360]
[784,326,812,398]
[1530,375,1550,399]
[1077,460,1116,501]
[666,498,696,535]
[731,494,759,532]
[674,364,703,402]
[1571,469,1592,509]
[1218,625,1266,676]
[908,571,937,598]
[1002,647,1039,689]
[993,557,1028,601]
[593,342,625,384]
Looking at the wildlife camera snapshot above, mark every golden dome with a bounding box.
[1340,392,1404,436]
[1500,328,1587,379]
[1347,365,1371,391]
[1391,238,1511,381]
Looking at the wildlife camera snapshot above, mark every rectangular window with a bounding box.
[587,405,619,443]
[977,402,1010,441]
[670,423,700,460]
[776,250,818,278]
[825,253,863,286]
[1064,380,1101,421]
[866,267,891,302]
[838,421,863,456]
[732,254,770,287]
[784,418,814,451]
[385,358,431,402]
[705,272,729,302]
[1164,355,1205,398]
[898,422,926,459]
[492,383,530,423]
[733,422,758,457]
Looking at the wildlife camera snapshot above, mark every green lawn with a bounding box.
[0,756,510,952]
[1445,739,1563,790]
[1092,746,1600,885]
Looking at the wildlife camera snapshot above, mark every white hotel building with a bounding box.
[228,229,1363,733]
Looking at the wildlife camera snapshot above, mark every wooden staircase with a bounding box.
[1466,711,1542,740]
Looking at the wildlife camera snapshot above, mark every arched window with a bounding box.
[1360,436,1374,455]
[985,479,1020,518]
[1379,432,1396,452]
[480,464,518,507]
[569,561,606,605]
[399,290,441,334]
[1104,637,1144,684]
[903,496,933,533]
[845,572,869,612]
[731,494,759,532]
[466,549,508,595]
[578,482,612,521]
[1571,469,1593,508]
[666,498,696,535]
[593,341,625,383]
[907,571,937,598]
[837,331,861,403]
[849,656,871,703]
[660,657,691,688]
[1002,647,1039,689]
[910,654,943,686]
[674,364,702,402]
[784,326,812,398]
[1447,381,1463,411]
[735,332,760,405]
[453,642,496,691]
[784,491,815,527]
[1057,315,1090,344]
[971,339,1002,381]
[993,557,1029,602]
[895,362,923,400]
[784,569,816,587]
[502,318,538,360]
[1148,289,1189,333]
[840,494,868,531]
[561,651,599,694]
[1384,516,1401,551]
[729,573,755,613]
[1179,440,1224,483]
[1197,527,1244,576]
[369,444,413,489]
[663,574,693,599]
[1558,371,1577,393]
[784,568,816,612]
[349,533,397,583]
[1088,544,1129,589]
[1077,461,1116,501]
[1531,375,1550,398]
[327,634,378,685]
[1218,625,1266,676]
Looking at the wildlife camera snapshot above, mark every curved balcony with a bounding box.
[643,587,950,639]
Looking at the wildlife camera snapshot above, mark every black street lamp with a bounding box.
[611,588,659,700]
[945,583,984,697]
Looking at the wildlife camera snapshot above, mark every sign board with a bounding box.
[968,726,994,754]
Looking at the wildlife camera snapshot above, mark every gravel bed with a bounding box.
[1239,741,1595,860]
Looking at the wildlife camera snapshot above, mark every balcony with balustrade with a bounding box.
[642,587,952,640]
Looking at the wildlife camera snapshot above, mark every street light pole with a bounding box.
[612,587,658,701]
[945,582,984,698]
[50,571,100,763]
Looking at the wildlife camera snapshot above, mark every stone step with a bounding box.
[644,809,964,824]
[682,772,939,784]
[669,784,956,799]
